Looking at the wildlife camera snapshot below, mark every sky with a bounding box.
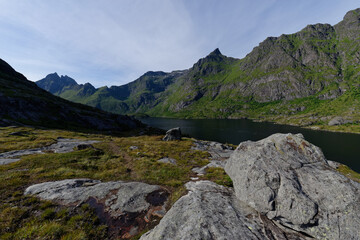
[0,0,358,87]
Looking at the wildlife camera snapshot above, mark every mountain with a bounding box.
[0,58,141,131]
[37,8,360,130]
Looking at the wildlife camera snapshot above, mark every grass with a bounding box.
[1,126,359,239]
[0,126,226,239]
[0,194,107,240]
[337,165,360,183]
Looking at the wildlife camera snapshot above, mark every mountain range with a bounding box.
[0,58,140,131]
[36,8,360,130]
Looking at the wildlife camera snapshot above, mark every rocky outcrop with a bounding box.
[225,133,360,239]
[0,138,99,165]
[328,116,352,126]
[140,181,307,240]
[191,140,233,175]
[157,157,177,165]
[25,179,169,239]
[162,127,181,141]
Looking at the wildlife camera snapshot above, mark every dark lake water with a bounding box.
[140,117,360,173]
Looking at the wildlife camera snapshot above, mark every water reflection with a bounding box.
[141,118,360,172]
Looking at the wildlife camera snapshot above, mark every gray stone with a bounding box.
[162,127,181,141]
[191,140,234,175]
[0,138,99,165]
[75,144,94,150]
[328,116,352,126]
[157,157,177,165]
[25,179,169,238]
[140,181,307,240]
[129,146,139,150]
[0,158,20,165]
[327,160,341,169]
[42,138,99,153]
[225,133,360,239]
[192,160,226,175]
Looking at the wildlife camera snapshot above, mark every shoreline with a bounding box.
[138,115,360,135]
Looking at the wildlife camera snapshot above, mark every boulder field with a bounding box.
[25,133,360,239]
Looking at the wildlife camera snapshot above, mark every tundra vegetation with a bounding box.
[0,126,233,239]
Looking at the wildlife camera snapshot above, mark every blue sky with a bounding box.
[0,0,358,87]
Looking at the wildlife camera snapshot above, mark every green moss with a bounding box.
[337,165,360,183]
[0,127,218,239]
[203,167,233,187]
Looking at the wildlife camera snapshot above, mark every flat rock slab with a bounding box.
[25,179,169,239]
[0,138,99,165]
[191,140,233,175]
[225,133,360,240]
[140,181,307,240]
[0,158,21,165]
[157,157,177,165]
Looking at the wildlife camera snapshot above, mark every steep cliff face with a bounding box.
[36,9,360,126]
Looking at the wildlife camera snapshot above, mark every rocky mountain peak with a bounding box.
[335,8,360,41]
[46,72,60,78]
[141,71,167,78]
[36,72,78,94]
[204,48,226,61]
[190,48,228,76]
[209,48,222,56]
[342,8,360,23]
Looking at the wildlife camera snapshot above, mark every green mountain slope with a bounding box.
[0,59,141,131]
[37,8,360,132]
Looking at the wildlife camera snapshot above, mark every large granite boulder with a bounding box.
[162,127,181,141]
[140,181,307,240]
[25,179,169,239]
[225,133,360,239]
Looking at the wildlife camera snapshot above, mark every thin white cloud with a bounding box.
[0,0,358,87]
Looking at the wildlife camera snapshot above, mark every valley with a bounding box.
[37,9,360,133]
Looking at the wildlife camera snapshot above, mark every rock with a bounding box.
[327,160,341,169]
[162,127,181,141]
[0,138,99,165]
[0,158,20,165]
[25,179,169,238]
[8,131,28,136]
[328,116,352,126]
[75,144,94,150]
[192,140,233,160]
[129,146,139,150]
[0,148,43,163]
[157,157,177,165]
[140,181,307,240]
[191,140,234,175]
[43,138,99,153]
[225,133,360,239]
[192,160,225,175]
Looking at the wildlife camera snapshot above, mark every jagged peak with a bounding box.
[300,23,334,35]
[46,72,60,78]
[342,8,360,22]
[200,48,226,62]
[141,71,167,78]
[209,48,222,56]
[38,73,78,87]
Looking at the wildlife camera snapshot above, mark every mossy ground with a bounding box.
[0,126,229,239]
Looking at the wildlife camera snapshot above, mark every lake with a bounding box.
[141,117,360,173]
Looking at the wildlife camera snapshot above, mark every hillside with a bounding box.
[37,8,360,132]
[0,59,141,131]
